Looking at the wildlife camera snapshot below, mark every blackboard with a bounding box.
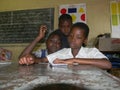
[0,8,54,43]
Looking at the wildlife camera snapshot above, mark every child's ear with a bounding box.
[83,39,88,46]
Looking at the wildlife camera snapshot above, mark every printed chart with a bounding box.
[59,3,86,23]
[110,0,120,38]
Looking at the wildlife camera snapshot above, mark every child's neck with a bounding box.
[71,48,81,57]
[48,51,52,54]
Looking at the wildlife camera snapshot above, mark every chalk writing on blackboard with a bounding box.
[0,8,54,43]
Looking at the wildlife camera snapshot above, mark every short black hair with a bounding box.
[71,22,89,38]
[47,31,62,42]
[59,14,72,24]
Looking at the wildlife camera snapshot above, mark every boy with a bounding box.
[47,22,112,70]
[19,25,62,65]
[54,14,72,48]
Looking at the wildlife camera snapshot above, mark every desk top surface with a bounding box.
[0,63,120,90]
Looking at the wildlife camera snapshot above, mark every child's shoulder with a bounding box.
[82,47,99,52]
[56,48,70,53]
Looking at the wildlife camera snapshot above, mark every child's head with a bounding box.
[46,32,62,54]
[58,14,72,36]
[68,22,89,49]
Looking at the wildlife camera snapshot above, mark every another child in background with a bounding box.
[46,22,112,70]
[19,25,62,65]
[0,48,12,61]
[54,14,73,48]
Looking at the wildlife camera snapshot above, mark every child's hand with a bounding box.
[38,25,47,39]
[53,58,74,65]
[63,59,74,65]
[53,58,65,64]
[19,54,35,65]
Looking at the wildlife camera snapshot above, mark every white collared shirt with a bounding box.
[47,47,108,65]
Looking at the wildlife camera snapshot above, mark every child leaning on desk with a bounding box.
[46,22,112,70]
[19,25,62,65]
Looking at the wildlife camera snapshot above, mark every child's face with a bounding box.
[59,20,72,36]
[46,35,61,54]
[68,27,87,49]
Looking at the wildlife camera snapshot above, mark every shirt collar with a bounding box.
[69,46,84,57]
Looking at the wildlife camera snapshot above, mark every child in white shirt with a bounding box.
[46,22,112,70]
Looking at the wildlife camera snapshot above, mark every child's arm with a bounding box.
[19,54,35,65]
[73,58,111,70]
[19,25,47,59]
[19,54,48,65]
[35,57,48,63]
[53,58,112,70]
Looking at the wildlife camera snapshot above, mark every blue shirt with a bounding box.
[33,49,48,58]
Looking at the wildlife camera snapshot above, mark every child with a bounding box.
[19,25,62,65]
[46,22,112,70]
[54,14,73,48]
[0,48,12,61]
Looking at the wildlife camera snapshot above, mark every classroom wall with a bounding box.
[0,0,111,61]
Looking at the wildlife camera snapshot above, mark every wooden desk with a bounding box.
[0,63,120,90]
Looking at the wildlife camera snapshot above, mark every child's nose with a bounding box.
[71,36,76,41]
[52,42,58,46]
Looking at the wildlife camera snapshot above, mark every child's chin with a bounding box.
[70,46,76,49]
[70,44,75,48]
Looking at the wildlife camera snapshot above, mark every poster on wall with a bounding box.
[110,0,120,38]
[59,3,86,23]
